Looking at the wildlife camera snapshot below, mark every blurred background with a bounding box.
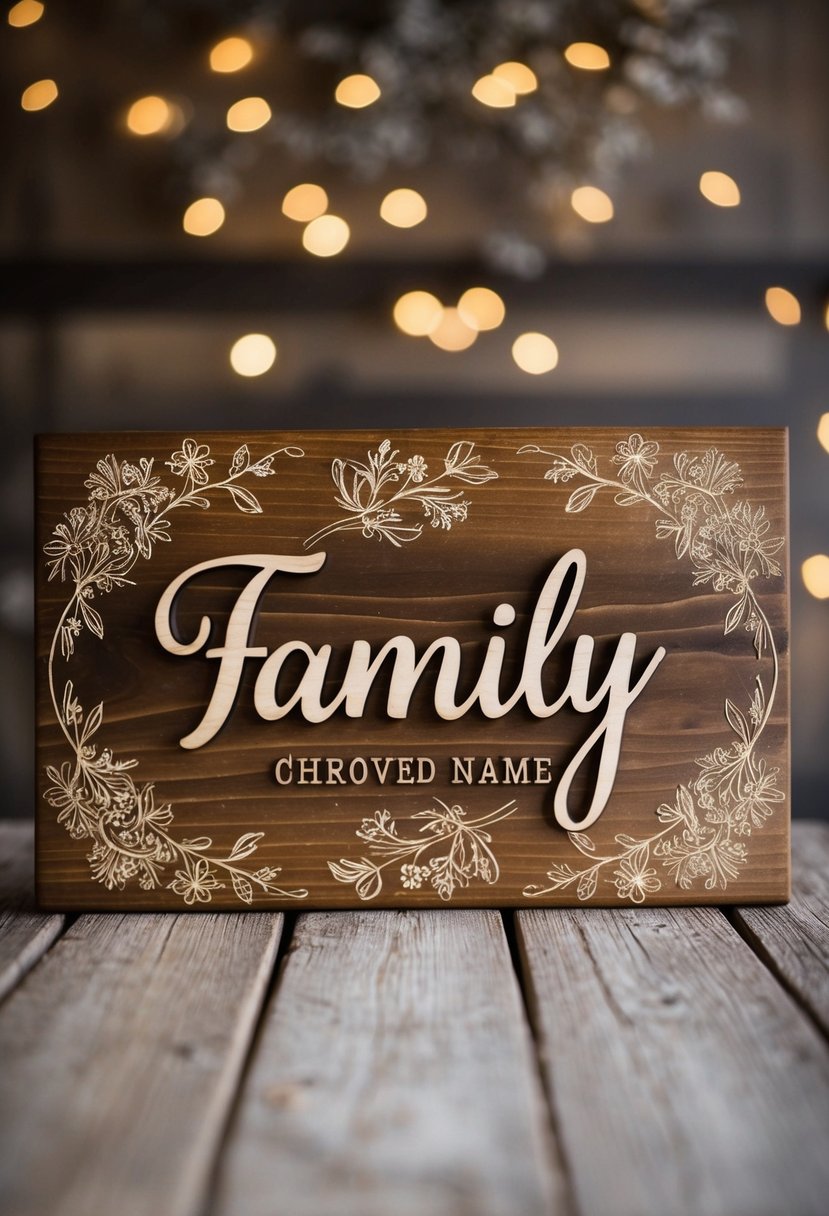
[1,0,827,819]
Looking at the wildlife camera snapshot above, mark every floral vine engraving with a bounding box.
[328,799,517,901]
[43,440,309,905]
[519,434,785,903]
[303,438,497,549]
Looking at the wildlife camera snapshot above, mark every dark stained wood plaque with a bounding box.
[35,428,790,910]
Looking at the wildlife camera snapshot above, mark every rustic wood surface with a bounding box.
[516,901,829,1216]
[35,427,790,910]
[0,822,63,1000]
[1,820,826,1216]
[0,855,285,1216]
[211,908,567,1216]
[732,819,829,1033]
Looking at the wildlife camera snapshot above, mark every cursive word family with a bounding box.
[155,549,666,830]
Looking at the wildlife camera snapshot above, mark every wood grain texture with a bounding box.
[516,904,829,1216]
[732,819,829,1033]
[35,427,790,909]
[0,822,63,1001]
[211,909,568,1216]
[0,907,284,1216]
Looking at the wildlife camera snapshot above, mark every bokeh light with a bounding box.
[699,170,741,207]
[21,78,57,111]
[8,1,44,27]
[471,74,516,108]
[282,184,328,223]
[126,95,174,136]
[492,62,538,95]
[302,214,350,257]
[229,334,277,377]
[226,97,271,132]
[428,308,478,352]
[209,37,253,73]
[802,555,829,600]
[571,185,614,223]
[817,413,829,454]
[335,74,381,108]
[393,291,444,337]
[564,42,611,70]
[512,332,559,374]
[182,198,225,237]
[457,287,505,331]
[380,188,428,228]
[764,286,801,326]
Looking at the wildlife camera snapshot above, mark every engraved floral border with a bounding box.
[519,434,785,903]
[42,439,310,906]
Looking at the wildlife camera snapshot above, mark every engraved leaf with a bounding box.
[225,484,262,514]
[231,872,253,904]
[228,831,265,862]
[81,701,104,744]
[577,869,598,900]
[565,483,599,514]
[230,445,249,475]
[79,598,104,639]
[567,831,597,856]
[724,697,750,744]
[183,836,212,851]
[724,593,749,635]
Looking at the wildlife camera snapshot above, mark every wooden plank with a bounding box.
[0,821,63,1001]
[211,909,568,1216]
[516,904,829,1216]
[0,909,284,1216]
[35,427,790,911]
[732,820,829,1033]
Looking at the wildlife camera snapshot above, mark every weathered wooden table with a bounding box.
[1,820,827,1216]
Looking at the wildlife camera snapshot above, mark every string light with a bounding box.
[764,287,801,326]
[335,74,381,108]
[209,36,253,73]
[471,74,516,108]
[492,62,538,94]
[21,79,57,111]
[8,0,44,27]
[457,287,505,331]
[393,291,443,337]
[571,185,614,223]
[380,188,427,228]
[699,170,741,207]
[302,214,350,256]
[126,95,174,136]
[282,183,328,222]
[182,197,225,237]
[802,555,829,600]
[226,97,271,132]
[817,413,829,454]
[230,334,277,377]
[512,333,559,374]
[564,42,611,70]
[428,308,477,352]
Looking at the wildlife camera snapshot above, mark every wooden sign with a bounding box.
[35,428,790,910]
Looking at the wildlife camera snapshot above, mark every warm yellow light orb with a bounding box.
[564,42,611,70]
[457,287,505,332]
[817,413,829,454]
[512,332,559,374]
[335,74,381,108]
[230,334,277,377]
[8,0,44,27]
[380,188,428,228]
[182,197,225,237]
[226,96,271,132]
[209,36,253,73]
[282,183,328,222]
[764,286,801,326]
[571,185,614,223]
[302,214,350,257]
[802,555,829,600]
[126,95,173,136]
[699,171,741,208]
[471,74,516,108]
[393,291,443,337]
[21,78,57,111]
[492,61,538,95]
[428,308,478,352]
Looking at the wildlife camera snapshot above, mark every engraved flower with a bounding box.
[44,507,98,580]
[403,455,428,482]
[611,434,660,484]
[166,439,214,486]
[443,440,497,484]
[168,857,222,904]
[612,855,661,903]
[400,863,430,890]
